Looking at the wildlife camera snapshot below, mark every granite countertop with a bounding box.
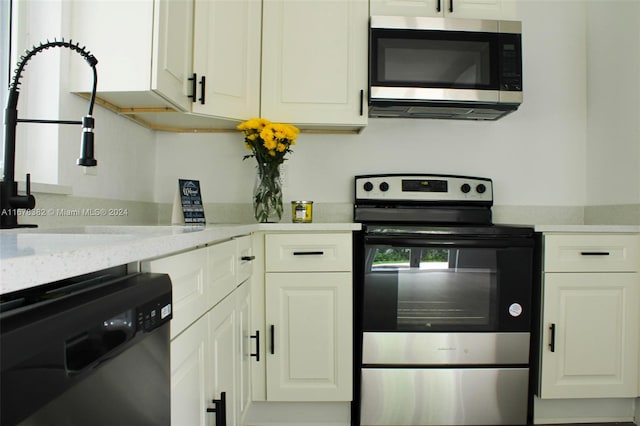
[0,223,361,295]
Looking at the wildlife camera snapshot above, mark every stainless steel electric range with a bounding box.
[352,174,537,426]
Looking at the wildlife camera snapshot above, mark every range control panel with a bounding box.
[355,174,493,203]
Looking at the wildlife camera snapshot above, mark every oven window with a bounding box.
[363,245,497,331]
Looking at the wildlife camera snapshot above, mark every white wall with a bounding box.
[10,0,157,203]
[585,0,640,206]
[155,0,589,208]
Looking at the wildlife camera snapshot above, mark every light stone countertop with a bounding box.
[535,225,640,233]
[0,223,361,295]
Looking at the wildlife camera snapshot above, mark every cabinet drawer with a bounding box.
[208,239,238,308]
[142,247,209,339]
[544,234,639,272]
[265,233,352,272]
[236,235,254,285]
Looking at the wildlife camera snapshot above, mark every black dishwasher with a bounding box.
[0,267,173,426]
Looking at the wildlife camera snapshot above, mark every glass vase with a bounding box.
[253,163,283,223]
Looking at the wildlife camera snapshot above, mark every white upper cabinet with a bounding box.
[261,0,369,128]
[370,0,516,20]
[70,0,368,130]
[191,0,261,120]
[69,0,193,111]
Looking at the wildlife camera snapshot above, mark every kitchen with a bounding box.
[1,0,639,425]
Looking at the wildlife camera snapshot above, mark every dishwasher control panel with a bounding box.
[137,294,172,332]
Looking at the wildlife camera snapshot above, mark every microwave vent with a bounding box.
[369,102,518,121]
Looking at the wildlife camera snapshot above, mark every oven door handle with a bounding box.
[364,236,532,248]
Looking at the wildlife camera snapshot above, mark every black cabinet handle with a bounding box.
[292,251,324,256]
[241,255,256,261]
[436,0,441,12]
[549,324,556,352]
[198,75,206,105]
[359,89,364,116]
[206,391,226,426]
[250,330,260,362]
[449,0,453,13]
[580,251,610,256]
[188,73,197,102]
[270,324,275,355]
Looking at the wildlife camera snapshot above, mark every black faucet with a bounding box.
[1,39,98,229]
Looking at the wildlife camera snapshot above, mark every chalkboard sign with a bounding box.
[171,179,205,224]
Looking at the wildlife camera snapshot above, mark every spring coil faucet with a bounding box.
[1,39,98,228]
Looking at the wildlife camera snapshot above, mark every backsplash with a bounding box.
[21,193,639,228]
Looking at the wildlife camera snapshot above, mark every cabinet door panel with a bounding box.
[540,272,638,398]
[192,0,261,118]
[261,0,368,125]
[370,0,442,17]
[265,272,352,401]
[208,295,238,426]
[171,317,208,426]
[153,0,193,111]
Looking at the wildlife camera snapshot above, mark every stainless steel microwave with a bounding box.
[369,16,523,120]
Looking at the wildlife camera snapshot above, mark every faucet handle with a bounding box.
[10,173,36,210]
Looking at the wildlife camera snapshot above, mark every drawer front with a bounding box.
[236,235,254,285]
[265,233,352,272]
[208,239,238,308]
[142,247,208,339]
[544,234,639,272]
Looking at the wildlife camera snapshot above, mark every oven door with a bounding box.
[361,226,534,334]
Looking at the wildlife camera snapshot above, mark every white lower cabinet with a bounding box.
[265,272,352,401]
[253,232,354,403]
[143,235,254,425]
[539,233,640,399]
[540,272,638,398]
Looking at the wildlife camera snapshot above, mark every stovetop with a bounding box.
[354,174,496,225]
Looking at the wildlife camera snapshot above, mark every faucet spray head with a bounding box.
[77,115,97,167]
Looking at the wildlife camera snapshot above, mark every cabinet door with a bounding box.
[192,0,261,119]
[208,294,238,426]
[370,0,443,17]
[370,0,511,19]
[152,0,193,111]
[261,0,368,126]
[540,272,639,398]
[236,282,253,424]
[171,317,208,426]
[445,0,506,19]
[265,272,352,401]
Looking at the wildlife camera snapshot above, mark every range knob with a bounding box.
[461,183,471,194]
[363,181,374,192]
[476,184,487,194]
[379,181,390,192]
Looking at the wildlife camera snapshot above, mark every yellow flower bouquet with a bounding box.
[237,118,300,222]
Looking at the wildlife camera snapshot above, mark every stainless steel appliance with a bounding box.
[369,17,522,120]
[353,174,536,426]
[0,267,173,426]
